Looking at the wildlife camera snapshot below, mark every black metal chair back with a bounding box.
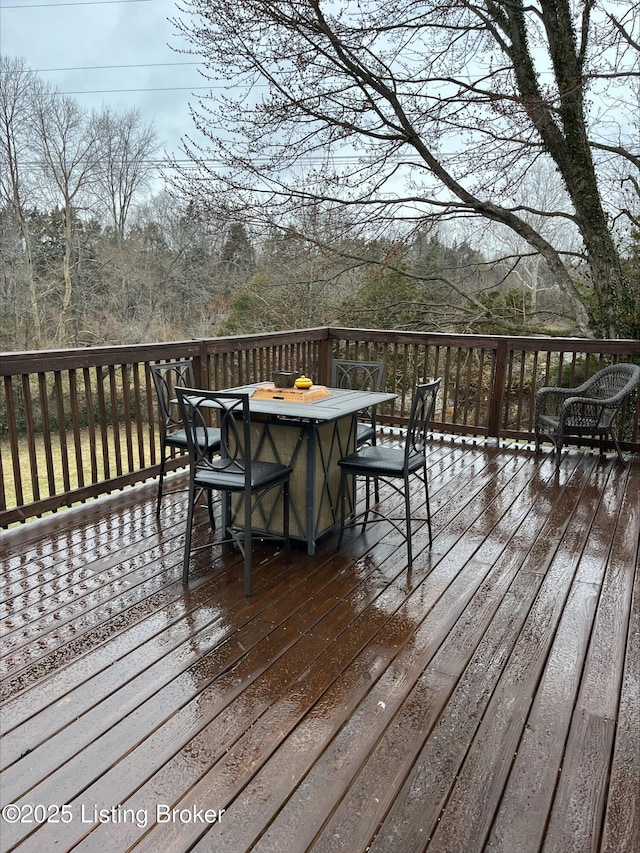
[406,378,440,461]
[150,360,220,518]
[176,388,292,595]
[179,389,248,477]
[151,359,195,442]
[332,359,387,499]
[331,359,386,394]
[337,378,441,567]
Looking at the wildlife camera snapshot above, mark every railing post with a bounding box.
[318,329,333,386]
[193,339,210,389]
[487,339,508,440]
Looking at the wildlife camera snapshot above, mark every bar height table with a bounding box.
[218,382,397,555]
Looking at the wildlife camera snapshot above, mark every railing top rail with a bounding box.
[3,327,638,368]
[328,327,640,353]
[0,328,333,375]
[206,327,330,353]
[0,342,203,374]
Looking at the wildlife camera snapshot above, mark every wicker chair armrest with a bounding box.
[535,386,575,417]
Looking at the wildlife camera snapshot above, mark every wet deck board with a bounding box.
[1,438,638,852]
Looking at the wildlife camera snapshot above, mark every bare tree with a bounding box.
[485,159,578,314]
[0,57,44,345]
[32,93,102,343]
[93,107,159,245]
[170,0,639,338]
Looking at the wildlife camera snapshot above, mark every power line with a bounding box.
[57,85,211,94]
[35,61,200,72]
[1,0,153,9]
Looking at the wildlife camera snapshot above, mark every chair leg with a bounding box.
[156,449,167,518]
[423,466,433,547]
[337,470,347,551]
[371,436,380,502]
[610,427,624,463]
[222,492,234,554]
[206,490,216,532]
[283,482,291,564]
[244,491,252,597]
[182,480,197,584]
[555,442,562,467]
[206,449,218,531]
[362,476,371,533]
[404,474,413,567]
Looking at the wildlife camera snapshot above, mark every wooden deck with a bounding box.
[1,436,638,853]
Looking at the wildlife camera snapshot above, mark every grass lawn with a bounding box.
[1,423,166,518]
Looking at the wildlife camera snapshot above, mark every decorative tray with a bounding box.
[252,383,331,402]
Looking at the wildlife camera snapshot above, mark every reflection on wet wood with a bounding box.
[1,437,638,852]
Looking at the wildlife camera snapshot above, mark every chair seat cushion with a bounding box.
[195,459,292,491]
[338,445,425,477]
[166,427,221,450]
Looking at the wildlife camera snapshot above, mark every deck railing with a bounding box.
[1,327,638,526]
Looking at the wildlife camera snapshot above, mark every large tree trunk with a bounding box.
[59,201,74,345]
[15,209,43,348]
[580,218,637,339]
[500,0,638,337]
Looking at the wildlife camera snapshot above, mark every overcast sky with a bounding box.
[0,0,205,166]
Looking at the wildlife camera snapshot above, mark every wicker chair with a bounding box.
[534,363,640,466]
